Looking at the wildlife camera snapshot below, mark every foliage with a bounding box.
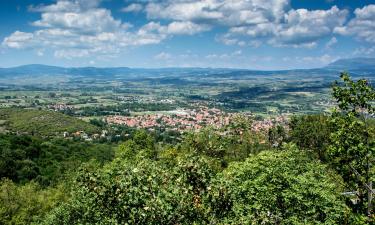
[268,124,287,148]
[44,154,215,225]
[289,114,331,160]
[0,179,67,225]
[205,144,351,224]
[181,127,227,159]
[0,134,114,186]
[329,73,375,216]
[180,117,267,167]
[116,129,156,160]
[43,143,353,224]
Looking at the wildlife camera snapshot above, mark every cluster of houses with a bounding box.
[105,107,236,132]
[59,104,289,140]
[105,106,289,133]
[251,115,289,132]
[48,104,74,111]
[63,130,109,141]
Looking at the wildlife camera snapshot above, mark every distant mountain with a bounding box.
[325,58,375,74]
[0,64,67,76]
[0,57,374,79]
[0,64,131,77]
[0,64,239,79]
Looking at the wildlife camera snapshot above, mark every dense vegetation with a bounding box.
[0,135,114,186]
[0,73,374,224]
[0,108,100,136]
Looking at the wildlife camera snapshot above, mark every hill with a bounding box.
[325,57,375,74]
[0,108,100,136]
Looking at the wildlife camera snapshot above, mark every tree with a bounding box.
[330,72,375,217]
[116,130,156,160]
[268,124,287,148]
[289,114,331,160]
[44,155,216,225]
[205,144,351,224]
[0,179,67,225]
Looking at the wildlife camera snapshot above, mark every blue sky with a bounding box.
[0,0,374,70]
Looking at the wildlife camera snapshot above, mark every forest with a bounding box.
[0,73,374,224]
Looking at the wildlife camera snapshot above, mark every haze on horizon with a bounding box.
[0,0,374,70]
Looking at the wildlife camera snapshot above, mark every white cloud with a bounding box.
[167,21,210,35]
[145,0,289,26]
[36,49,45,56]
[32,8,122,33]
[145,1,348,48]
[325,37,337,49]
[154,52,171,60]
[3,0,373,61]
[205,50,242,59]
[1,0,198,59]
[121,3,143,13]
[353,46,375,56]
[282,54,338,65]
[3,0,133,59]
[2,31,35,49]
[334,4,375,43]
[275,6,347,46]
[145,1,223,22]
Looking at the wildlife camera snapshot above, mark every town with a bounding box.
[105,106,289,133]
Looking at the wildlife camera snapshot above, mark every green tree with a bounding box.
[289,114,331,160]
[330,72,375,217]
[268,124,287,148]
[44,155,216,225]
[116,130,156,160]
[0,179,67,225]
[205,144,351,224]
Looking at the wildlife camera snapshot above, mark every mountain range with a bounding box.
[0,58,374,79]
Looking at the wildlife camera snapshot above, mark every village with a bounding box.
[105,106,289,133]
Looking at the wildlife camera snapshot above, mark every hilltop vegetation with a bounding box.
[44,146,349,225]
[0,108,99,136]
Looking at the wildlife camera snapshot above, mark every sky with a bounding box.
[0,0,374,70]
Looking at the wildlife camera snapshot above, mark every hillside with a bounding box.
[0,108,100,136]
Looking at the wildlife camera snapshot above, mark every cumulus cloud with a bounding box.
[2,31,35,49]
[334,4,375,43]
[32,9,123,33]
[29,0,102,12]
[276,7,347,45]
[145,0,289,26]
[3,0,373,60]
[121,3,143,13]
[2,0,204,59]
[144,0,348,48]
[167,21,210,35]
[222,6,347,47]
